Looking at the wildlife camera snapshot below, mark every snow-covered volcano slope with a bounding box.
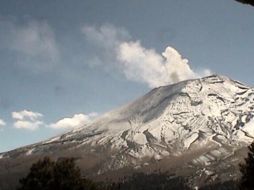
[1,75,254,185]
[53,74,254,156]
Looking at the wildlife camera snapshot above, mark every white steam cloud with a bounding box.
[82,24,211,88]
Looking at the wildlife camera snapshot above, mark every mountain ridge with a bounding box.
[1,74,254,189]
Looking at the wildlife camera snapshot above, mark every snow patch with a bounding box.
[242,118,254,137]
[26,148,34,155]
[154,154,162,160]
[184,133,199,149]
[45,136,60,143]
[133,133,147,145]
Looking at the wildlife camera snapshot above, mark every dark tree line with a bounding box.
[239,143,254,190]
[17,142,254,190]
[107,172,191,190]
[199,181,239,190]
[17,157,190,190]
[17,157,97,190]
[235,0,254,6]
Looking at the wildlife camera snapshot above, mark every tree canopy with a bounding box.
[17,157,97,190]
[239,142,254,190]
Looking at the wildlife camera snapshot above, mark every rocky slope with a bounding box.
[1,75,254,189]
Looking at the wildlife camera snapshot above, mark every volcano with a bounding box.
[1,75,254,189]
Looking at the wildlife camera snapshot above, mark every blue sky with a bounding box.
[0,0,253,152]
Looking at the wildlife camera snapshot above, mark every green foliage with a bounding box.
[17,157,97,190]
[239,142,254,190]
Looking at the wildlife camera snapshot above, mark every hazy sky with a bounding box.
[0,0,254,152]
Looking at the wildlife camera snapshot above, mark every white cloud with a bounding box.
[82,24,211,88]
[0,118,6,127]
[49,113,98,129]
[12,110,43,120]
[13,120,43,130]
[0,18,59,71]
[11,110,98,131]
[10,21,59,61]
[12,110,44,130]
